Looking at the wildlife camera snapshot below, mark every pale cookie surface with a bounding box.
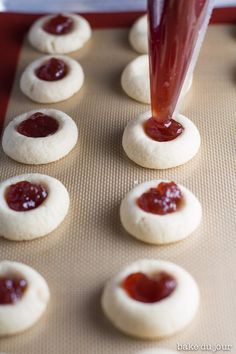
[129,14,148,54]
[20,55,84,103]
[121,55,150,104]
[120,180,202,244]
[28,13,91,54]
[0,261,50,336]
[102,259,200,339]
[122,112,200,169]
[121,55,192,104]
[2,109,78,165]
[0,173,70,241]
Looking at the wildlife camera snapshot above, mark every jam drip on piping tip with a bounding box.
[144,117,183,142]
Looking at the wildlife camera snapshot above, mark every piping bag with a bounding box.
[147,0,215,124]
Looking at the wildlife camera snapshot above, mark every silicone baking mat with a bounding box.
[0,25,235,354]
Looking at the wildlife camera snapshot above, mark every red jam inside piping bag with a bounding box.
[146,0,209,141]
[0,277,27,304]
[43,14,73,35]
[122,271,176,303]
[137,181,183,215]
[35,58,67,81]
[17,112,59,138]
[5,181,48,212]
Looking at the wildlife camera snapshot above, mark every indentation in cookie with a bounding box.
[17,112,59,138]
[144,117,184,142]
[0,276,27,305]
[5,181,48,212]
[43,14,73,35]
[35,57,68,81]
[122,271,176,303]
[137,181,183,215]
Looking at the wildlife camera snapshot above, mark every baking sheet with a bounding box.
[0,25,235,353]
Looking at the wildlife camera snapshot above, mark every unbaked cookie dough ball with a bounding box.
[121,55,150,103]
[2,109,78,165]
[0,260,50,336]
[20,55,84,103]
[28,13,91,54]
[0,173,70,241]
[129,15,148,54]
[122,111,200,169]
[121,55,192,104]
[120,180,202,245]
[102,259,200,339]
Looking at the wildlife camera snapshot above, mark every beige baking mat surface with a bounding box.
[0,25,235,354]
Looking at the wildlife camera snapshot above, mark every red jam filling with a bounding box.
[147,0,209,137]
[144,117,184,142]
[0,277,27,305]
[5,181,48,212]
[43,14,73,35]
[137,182,182,215]
[17,112,59,138]
[122,271,176,303]
[35,58,67,81]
